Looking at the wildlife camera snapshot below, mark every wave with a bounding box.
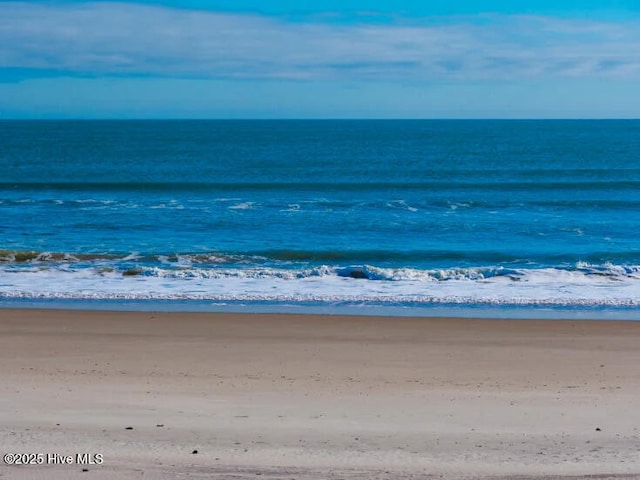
[3,258,640,308]
[4,180,640,193]
[0,250,254,265]
[68,263,640,282]
[6,196,640,221]
[2,256,485,280]
[0,248,553,267]
[5,248,640,271]
[0,250,123,263]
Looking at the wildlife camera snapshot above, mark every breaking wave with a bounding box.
[3,254,640,308]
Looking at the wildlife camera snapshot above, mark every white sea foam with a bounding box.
[228,201,256,210]
[3,263,640,307]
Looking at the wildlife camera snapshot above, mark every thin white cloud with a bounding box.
[1,2,639,80]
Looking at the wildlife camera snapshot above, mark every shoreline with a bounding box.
[1,309,639,479]
[3,299,640,321]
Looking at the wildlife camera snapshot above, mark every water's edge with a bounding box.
[2,298,640,321]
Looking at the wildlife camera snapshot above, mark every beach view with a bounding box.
[1,1,640,479]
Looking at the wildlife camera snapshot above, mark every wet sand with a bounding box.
[1,309,639,479]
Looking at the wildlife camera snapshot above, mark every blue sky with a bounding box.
[1,1,639,118]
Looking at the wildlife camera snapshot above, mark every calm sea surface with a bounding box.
[2,120,640,314]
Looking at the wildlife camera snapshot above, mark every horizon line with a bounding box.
[1,117,639,121]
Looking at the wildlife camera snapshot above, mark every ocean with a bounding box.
[2,119,640,317]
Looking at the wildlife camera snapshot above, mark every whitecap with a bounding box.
[229,202,256,210]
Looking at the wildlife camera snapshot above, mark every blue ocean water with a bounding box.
[2,119,640,314]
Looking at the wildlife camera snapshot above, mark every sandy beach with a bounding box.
[0,309,639,479]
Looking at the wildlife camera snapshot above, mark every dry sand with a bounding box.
[0,309,639,479]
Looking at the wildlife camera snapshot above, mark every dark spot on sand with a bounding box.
[156,424,164,427]
[82,468,89,472]
[125,426,133,430]
[596,427,602,431]
[192,450,198,454]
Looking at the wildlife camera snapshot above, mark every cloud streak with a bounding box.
[1,2,640,81]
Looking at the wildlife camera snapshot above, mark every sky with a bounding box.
[0,1,639,118]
